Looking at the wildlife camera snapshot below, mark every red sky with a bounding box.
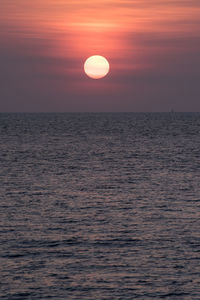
[0,0,200,112]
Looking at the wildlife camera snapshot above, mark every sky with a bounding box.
[0,0,200,112]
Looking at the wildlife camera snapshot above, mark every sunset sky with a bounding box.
[1,0,200,112]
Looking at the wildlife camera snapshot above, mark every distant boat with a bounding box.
[170,109,177,120]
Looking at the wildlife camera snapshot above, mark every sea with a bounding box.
[0,112,200,299]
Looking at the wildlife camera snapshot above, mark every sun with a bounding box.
[84,55,110,79]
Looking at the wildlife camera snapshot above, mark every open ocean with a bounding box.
[0,112,200,299]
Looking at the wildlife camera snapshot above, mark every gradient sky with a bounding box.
[1,0,200,112]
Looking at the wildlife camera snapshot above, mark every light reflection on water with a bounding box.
[0,113,200,299]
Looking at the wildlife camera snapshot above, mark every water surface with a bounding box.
[0,113,200,299]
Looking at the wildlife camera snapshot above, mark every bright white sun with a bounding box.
[84,55,110,79]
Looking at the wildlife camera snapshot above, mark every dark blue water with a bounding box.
[0,113,200,299]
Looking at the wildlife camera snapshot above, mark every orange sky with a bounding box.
[1,0,200,111]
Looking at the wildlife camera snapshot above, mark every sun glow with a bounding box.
[84,55,110,79]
